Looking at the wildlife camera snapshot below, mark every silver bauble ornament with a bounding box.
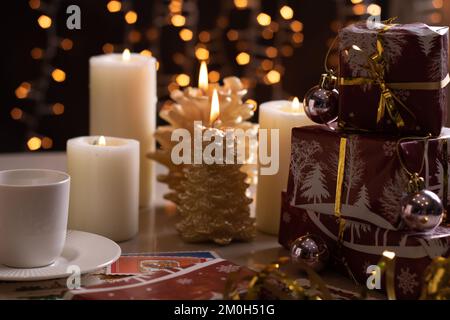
[290,234,329,272]
[303,73,339,124]
[401,189,444,232]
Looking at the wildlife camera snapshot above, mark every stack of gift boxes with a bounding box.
[279,22,450,299]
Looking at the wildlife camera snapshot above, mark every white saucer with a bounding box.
[0,230,121,281]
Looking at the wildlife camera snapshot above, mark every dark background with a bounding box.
[0,0,447,152]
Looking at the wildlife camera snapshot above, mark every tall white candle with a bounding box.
[67,136,139,242]
[256,98,314,235]
[89,50,156,207]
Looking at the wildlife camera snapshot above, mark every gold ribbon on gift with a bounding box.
[334,137,347,244]
[443,140,449,224]
[339,19,450,129]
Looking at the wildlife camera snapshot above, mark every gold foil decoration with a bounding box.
[224,257,332,300]
[420,256,450,300]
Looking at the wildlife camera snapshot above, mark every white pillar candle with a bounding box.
[256,98,315,235]
[89,50,157,208]
[67,136,139,242]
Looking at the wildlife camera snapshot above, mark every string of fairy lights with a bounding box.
[11,0,446,151]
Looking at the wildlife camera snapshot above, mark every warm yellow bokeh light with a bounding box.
[52,103,65,115]
[60,38,73,51]
[234,0,248,9]
[10,108,23,120]
[265,46,278,58]
[257,13,271,26]
[176,74,190,87]
[37,15,52,29]
[140,49,152,57]
[41,137,53,149]
[292,33,304,44]
[27,137,42,151]
[281,45,294,57]
[236,52,250,65]
[195,47,209,60]
[102,43,114,53]
[261,59,273,71]
[15,82,31,99]
[52,69,66,82]
[433,0,444,8]
[353,4,366,15]
[107,0,121,12]
[29,0,40,10]
[198,31,211,43]
[31,47,43,59]
[125,11,138,24]
[171,14,186,27]
[227,29,239,41]
[367,4,381,16]
[280,5,294,20]
[266,70,281,84]
[179,28,193,41]
[290,20,303,32]
[208,70,220,83]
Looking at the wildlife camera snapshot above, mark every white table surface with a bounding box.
[0,152,382,298]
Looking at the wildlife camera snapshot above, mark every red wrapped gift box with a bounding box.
[338,22,449,136]
[287,125,450,230]
[279,192,450,300]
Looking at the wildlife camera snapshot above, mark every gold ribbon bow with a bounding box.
[340,18,450,129]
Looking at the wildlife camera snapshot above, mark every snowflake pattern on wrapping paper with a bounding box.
[216,264,240,274]
[282,212,291,224]
[397,267,419,295]
[176,278,193,285]
[383,141,397,157]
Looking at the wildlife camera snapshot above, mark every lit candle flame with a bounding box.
[122,48,131,61]
[198,61,209,92]
[95,136,106,146]
[292,97,300,113]
[209,88,220,124]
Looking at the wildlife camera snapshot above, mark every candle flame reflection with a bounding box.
[292,97,300,113]
[122,48,131,61]
[210,89,220,124]
[198,61,209,91]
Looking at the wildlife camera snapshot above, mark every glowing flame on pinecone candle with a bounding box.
[210,88,220,125]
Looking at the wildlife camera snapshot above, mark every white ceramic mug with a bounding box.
[0,169,70,268]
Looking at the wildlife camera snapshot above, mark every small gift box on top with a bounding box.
[338,21,449,136]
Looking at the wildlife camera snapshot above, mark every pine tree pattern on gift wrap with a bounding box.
[379,170,408,226]
[289,138,322,205]
[300,163,330,204]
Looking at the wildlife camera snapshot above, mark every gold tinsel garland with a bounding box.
[225,256,450,300]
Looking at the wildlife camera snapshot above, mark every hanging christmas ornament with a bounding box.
[397,137,444,232]
[303,72,339,125]
[401,173,443,232]
[290,234,329,272]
